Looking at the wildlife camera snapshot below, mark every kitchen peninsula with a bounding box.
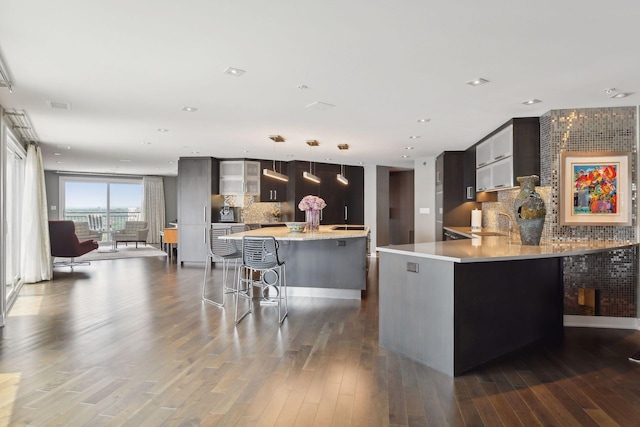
[226,225,369,298]
[377,237,638,376]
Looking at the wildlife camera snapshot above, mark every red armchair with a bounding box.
[49,220,99,270]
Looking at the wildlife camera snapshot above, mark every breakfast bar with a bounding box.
[377,237,638,376]
[226,225,369,298]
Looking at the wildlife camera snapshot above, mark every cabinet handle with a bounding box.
[478,187,486,192]
[203,206,206,223]
[494,184,506,188]
[274,190,277,200]
[344,206,348,221]
[478,161,487,167]
[203,227,207,244]
[466,186,474,199]
[436,171,441,183]
[494,154,506,161]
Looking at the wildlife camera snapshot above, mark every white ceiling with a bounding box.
[0,0,638,176]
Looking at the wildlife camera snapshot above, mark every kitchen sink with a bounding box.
[331,225,367,231]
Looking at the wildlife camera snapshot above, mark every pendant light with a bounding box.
[262,135,289,182]
[303,140,321,183]
[336,143,349,185]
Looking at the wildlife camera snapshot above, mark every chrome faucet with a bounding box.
[497,211,512,238]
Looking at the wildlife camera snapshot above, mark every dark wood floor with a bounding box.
[2,255,640,426]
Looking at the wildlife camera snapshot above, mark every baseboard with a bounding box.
[564,315,640,330]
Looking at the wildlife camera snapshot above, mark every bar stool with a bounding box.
[235,236,288,324]
[202,227,243,307]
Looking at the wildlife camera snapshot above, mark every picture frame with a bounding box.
[559,151,631,226]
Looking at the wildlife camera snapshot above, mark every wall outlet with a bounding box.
[419,207,430,215]
[50,205,57,211]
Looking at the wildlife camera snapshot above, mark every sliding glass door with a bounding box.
[1,124,26,325]
[60,177,142,239]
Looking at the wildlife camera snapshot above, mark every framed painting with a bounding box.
[559,151,631,226]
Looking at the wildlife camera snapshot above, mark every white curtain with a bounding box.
[20,144,52,283]
[142,176,165,244]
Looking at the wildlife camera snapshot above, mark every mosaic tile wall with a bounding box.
[483,106,638,317]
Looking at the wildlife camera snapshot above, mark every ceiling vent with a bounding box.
[305,101,335,111]
[48,100,72,110]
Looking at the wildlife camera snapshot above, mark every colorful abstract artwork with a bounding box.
[560,152,631,226]
[572,164,618,214]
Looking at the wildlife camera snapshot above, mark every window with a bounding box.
[60,176,143,240]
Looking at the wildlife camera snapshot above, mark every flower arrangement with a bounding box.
[298,195,326,211]
[271,207,282,220]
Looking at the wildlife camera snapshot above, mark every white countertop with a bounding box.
[225,225,370,241]
[377,236,638,263]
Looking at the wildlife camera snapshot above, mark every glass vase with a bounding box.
[305,209,320,231]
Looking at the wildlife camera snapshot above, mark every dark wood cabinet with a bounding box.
[259,160,288,202]
[435,151,480,241]
[287,161,364,224]
[177,157,219,264]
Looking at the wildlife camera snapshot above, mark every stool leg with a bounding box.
[278,263,288,324]
[235,265,253,324]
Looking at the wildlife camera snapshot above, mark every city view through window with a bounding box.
[63,180,143,235]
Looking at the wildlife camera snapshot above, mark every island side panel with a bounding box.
[453,257,563,375]
[379,252,456,376]
[277,237,367,289]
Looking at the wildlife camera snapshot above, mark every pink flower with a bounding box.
[298,195,326,211]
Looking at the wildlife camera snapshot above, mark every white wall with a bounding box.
[414,156,436,243]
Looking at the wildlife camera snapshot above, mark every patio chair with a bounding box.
[114,221,149,248]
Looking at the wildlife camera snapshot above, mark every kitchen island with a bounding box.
[377,237,638,376]
[226,225,369,298]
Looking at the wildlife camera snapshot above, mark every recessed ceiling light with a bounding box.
[242,150,250,153]
[402,155,411,159]
[297,84,308,90]
[610,92,633,99]
[168,161,175,164]
[157,128,169,132]
[55,161,63,164]
[522,99,542,105]
[182,107,198,112]
[56,144,71,150]
[53,152,61,156]
[141,141,151,145]
[224,67,246,76]
[325,158,332,161]
[417,118,430,123]
[286,154,295,157]
[466,78,489,86]
[191,151,200,154]
[409,135,420,139]
[119,159,132,162]
[405,146,414,150]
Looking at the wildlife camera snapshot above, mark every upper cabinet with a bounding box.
[260,160,288,202]
[219,160,261,196]
[475,117,540,192]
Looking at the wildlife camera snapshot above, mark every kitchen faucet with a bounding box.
[497,211,512,238]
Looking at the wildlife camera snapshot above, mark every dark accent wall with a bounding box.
[389,170,415,244]
[376,166,390,247]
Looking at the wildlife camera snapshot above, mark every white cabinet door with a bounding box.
[219,160,261,196]
[491,125,513,162]
[491,157,513,189]
[476,139,492,168]
[244,161,261,195]
[476,166,492,192]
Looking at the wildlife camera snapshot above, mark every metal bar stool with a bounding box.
[202,227,243,307]
[235,236,288,324]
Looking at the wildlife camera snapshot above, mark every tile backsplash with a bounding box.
[222,195,293,224]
